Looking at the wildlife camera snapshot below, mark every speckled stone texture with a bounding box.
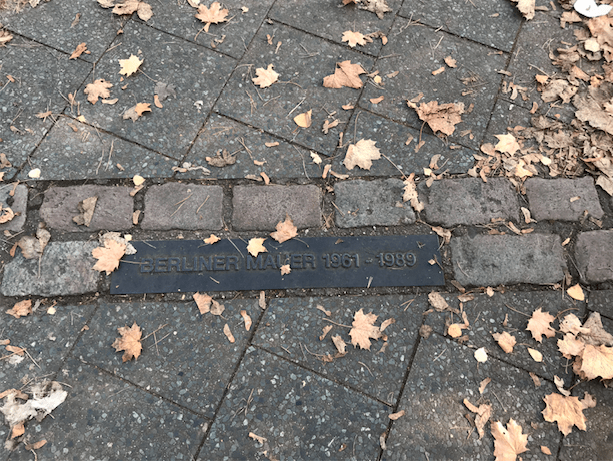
[450,233,566,286]
[588,290,613,320]
[525,177,604,221]
[334,179,415,228]
[183,113,319,179]
[575,230,613,283]
[0,184,27,232]
[331,110,475,177]
[40,185,133,232]
[358,23,507,150]
[73,300,259,418]
[140,183,223,231]
[232,184,321,230]
[75,20,235,158]
[1,241,99,297]
[419,177,519,226]
[423,291,585,381]
[382,334,560,460]
[253,295,422,404]
[0,303,95,391]
[27,118,178,180]
[134,0,275,59]
[7,358,205,461]
[269,0,403,56]
[3,0,126,63]
[214,21,374,156]
[399,0,521,52]
[199,346,389,460]
[0,37,92,170]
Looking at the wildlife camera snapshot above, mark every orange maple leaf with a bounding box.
[252,64,279,88]
[247,237,267,257]
[542,393,587,435]
[195,2,228,32]
[323,60,366,89]
[349,308,381,350]
[112,322,143,362]
[526,307,556,342]
[92,239,126,275]
[491,419,529,461]
[270,215,297,243]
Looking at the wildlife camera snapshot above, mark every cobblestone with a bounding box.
[0,184,27,232]
[575,230,613,283]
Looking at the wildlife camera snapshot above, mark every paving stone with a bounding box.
[359,23,507,150]
[587,290,613,320]
[382,334,560,460]
[140,183,223,231]
[0,184,27,232]
[575,230,613,283]
[484,99,540,152]
[73,299,258,418]
[450,233,566,286]
[183,113,319,179]
[269,0,402,56]
[420,177,519,227]
[75,20,235,158]
[399,0,521,52]
[4,0,126,63]
[24,118,178,181]
[0,303,95,392]
[559,379,613,461]
[1,241,99,297]
[525,177,604,221]
[199,346,389,460]
[423,291,584,381]
[7,358,205,461]
[334,179,415,228]
[40,185,133,232]
[232,184,321,231]
[253,295,422,405]
[0,37,92,171]
[214,21,374,156]
[331,110,475,177]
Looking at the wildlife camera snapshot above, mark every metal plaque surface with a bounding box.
[110,235,445,294]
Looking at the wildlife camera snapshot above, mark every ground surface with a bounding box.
[0,0,612,460]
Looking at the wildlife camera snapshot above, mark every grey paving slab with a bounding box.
[183,113,320,179]
[419,177,519,227]
[525,177,604,221]
[0,303,95,391]
[135,0,274,59]
[75,20,235,158]
[269,0,402,56]
[253,295,422,405]
[199,346,389,460]
[575,230,613,283]
[232,184,321,231]
[334,179,415,228]
[73,299,258,418]
[588,290,613,320]
[3,0,126,63]
[359,24,507,150]
[140,183,223,231]
[214,21,375,156]
[6,358,205,461]
[399,0,521,52]
[0,184,27,232]
[0,37,92,170]
[331,109,475,177]
[423,290,585,381]
[24,118,178,180]
[382,334,560,461]
[484,99,540,152]
[1,241,99,297]
[450,233,566,286]
[40,185,133,232]
[559,380,613,461]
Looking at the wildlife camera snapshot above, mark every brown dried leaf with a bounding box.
[428,292,450,312]
[252,64,279,88]
[491,419,529,461]
[223,323,235,343]
[195,2,229,32]
[494,134,520,155]
[84,79,112,105]
[72,196,97,227]
[92,239,126,275]
[294,109,312,128]
[323,60,366,89]
[342,30,371,48]
[444,56,457,68]
[408,100,464,136]
[240,310,252,331]
[271,215,298,243]
[193,292,212,314]
[320,324,333,341]
[331,334,347,354]
[493,331,516,354]
[403,173,424,212]
[558,333,586,359]
[464,399,492,439]
[528,347,543,362]
[579,312,613,347]
[343,139,381,170]
[204,234,221,245]
[479,377,491,394]
[526,308,556,342]
[280,264,291,275]
[210,299,225,316]
[24,439,47,451]
[206,149,236,167]
[349,308,381,350]
[579,344,613,380]
[118,54,143,77]
[542,393,587,436]
[6,300,32,318]
[566,284,585,301]
[123,102,151,122]
[247,237,267,257]
[0,205,14,224]
[112,322,143,362]
[69,42,88,60]
[431,226,451,244]
[510,0,534,20]
[388,410,405,420]
[17,225,51,259]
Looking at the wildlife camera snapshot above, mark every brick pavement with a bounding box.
[1,0,613,460]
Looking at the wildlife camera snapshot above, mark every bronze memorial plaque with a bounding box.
[110,235,445,294]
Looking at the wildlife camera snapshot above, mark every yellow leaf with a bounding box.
[567,284,585,301]
[111,322,142,362]
[343,138,381,170]
[294,109,312,128]
[271,215,297,243]
[491,419,529,461]
[92,239,126,275]
[118,54,143,77]
[349,308,381,350]
[252,64,279,88]
[247,237,267,257]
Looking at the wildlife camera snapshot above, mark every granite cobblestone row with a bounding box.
[525,177,604,221]
[575,230,613,283]
[450,233,567,286]
[232,185,322,231]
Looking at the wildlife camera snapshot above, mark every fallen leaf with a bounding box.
[342,30,372,48]
[195,2,228,32]
[408,100,464,136]
[280,264,291,275]
[0,205,14,224]
[444,56,457,68]
[118,54,143,77]
[464,399,492,439]
[112,322,142,362]
[69,42,88,60]
[560,314,589,336]
[528,347,543,362]
[265,141,279,147]
[432,66,445,76]
[247,237,267,257]
[223,323,235,343]
[526,308,556,342]
[370,95,384,104]
[0,30,13,46]
[542,393,587,435]
[193,292,212,314]
[541,445,552,455]
[359,0,391,18]
[380,318,395,332]
[510,0,534,19]
[554,375,571,397]
[567,284,585,301]
[210,299,225,316]
[154,82,176,101]
[84,79,112,104]
[319,324,333,340]
[28,168,41,179]
[240,310,252,331]
[72,196,98,227]
[343,139,381,170]
[479,377,491,394]
[495,134,521,155]
[558,333,585,359]
[92,239,126,274]
[24,440,47,450]
[294,109,312,128]
[123,102,151,122]
[579,344,613,380]
[431,226,451,244]
[493,331,517,353]
[331,334,346,354]
[579,312,613,347]
[474,347,488,363]
[249,432,267,444]
[388,410,405,420]
[323,60,366,89]
[252,64,279,88]
[491,419,529,461]
[6,300,32,318]
[428,292,450,311]
[401,173,424,213]
[349,308,381,350]
[6,345,24,356]
[206,149,236,167]
[271,215,297,243]
[17,224,51,259]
